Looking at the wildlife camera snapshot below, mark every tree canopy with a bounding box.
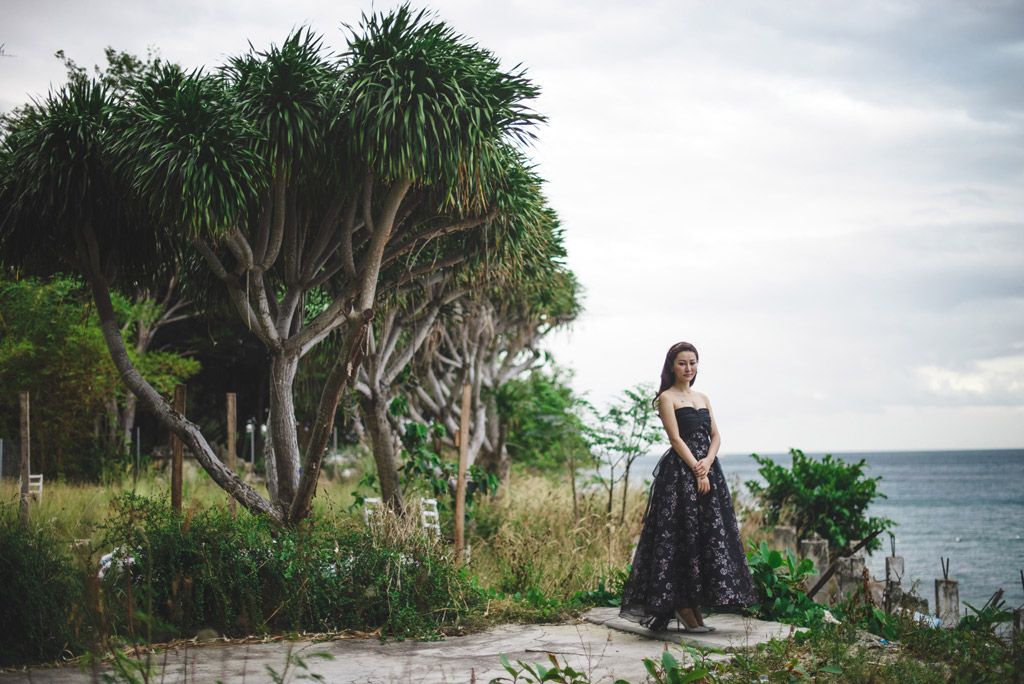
[0,6,565,525]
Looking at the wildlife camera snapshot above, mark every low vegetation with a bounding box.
[2,446,1020,682]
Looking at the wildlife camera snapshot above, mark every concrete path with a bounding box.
[0,611,798,683]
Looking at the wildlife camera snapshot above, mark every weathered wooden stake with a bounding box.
[134,426,140,484]
[19,392,30,529]
[171,385,186,513]
[226,393,237,516]
[454,383,471,563]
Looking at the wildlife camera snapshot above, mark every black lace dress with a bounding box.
[619,406,757,628]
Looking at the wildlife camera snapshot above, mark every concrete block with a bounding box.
[799,538,829,605]
[935,578,960,628]
[773,525,797,557]
[836,556,865,603]
[883,556,904,612]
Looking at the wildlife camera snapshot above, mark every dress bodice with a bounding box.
[674,406,711,438]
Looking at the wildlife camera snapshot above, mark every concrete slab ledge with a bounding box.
[586,607,804,652]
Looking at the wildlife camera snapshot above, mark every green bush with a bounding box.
[746,540,825,627]
[746,448,894,554]
[100,493,476,642]
[0,509,85,666]
[499,367,588,471]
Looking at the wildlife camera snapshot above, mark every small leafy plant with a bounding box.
[643,644,728,684]
[398,419,498,513]
[747,541,824,626]
[958,600,1014,634]
[492,653,614,683]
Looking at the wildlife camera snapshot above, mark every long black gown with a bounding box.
[619,406,757,628]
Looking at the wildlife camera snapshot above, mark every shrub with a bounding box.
[99,493,475,641]
[0,508,85,666]
[746,448,894,554]
[746,540,824,627]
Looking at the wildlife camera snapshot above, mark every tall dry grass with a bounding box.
[469,473,648,601]
[468,470,772,606]
[2,457,770,615]
[0,459,364,544]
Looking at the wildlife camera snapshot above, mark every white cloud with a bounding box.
[916,355,1024,404]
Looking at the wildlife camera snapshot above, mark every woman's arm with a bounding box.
[691,394,720,480]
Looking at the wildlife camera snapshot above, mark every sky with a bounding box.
[2,0,1022,453]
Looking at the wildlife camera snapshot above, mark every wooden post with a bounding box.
[454,383,471,563]
[134,426,140,485]
[171,385,186,513]
[226,393,237,516]
[19,392,30,529]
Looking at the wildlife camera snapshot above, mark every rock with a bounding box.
[196,628,220,644]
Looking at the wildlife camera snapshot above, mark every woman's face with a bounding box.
[672,351,698,384]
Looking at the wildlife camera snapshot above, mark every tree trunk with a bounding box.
[288,315,369,524]
[358,389,405,514]
[121,392,137,455]
[267,351,301,514]
[620,463,632,524]
[358,389,405,511]
[476,399,510,485]
[264,436,279,503]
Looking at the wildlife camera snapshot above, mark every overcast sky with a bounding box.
[2,0,1022,453]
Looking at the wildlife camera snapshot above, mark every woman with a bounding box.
[619,341,757,632]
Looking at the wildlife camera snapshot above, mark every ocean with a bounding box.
[625,448,1024,614]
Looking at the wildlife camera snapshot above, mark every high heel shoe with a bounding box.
[674,609,712,633]
[647,615,670,631]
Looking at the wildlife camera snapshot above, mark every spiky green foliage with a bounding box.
[0,7,560,524]
[115,64,263,237]
[340,5,542,202]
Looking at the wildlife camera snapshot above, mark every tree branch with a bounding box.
[263,160,288,268]
[357,178,413,311]
[81,226,279,522]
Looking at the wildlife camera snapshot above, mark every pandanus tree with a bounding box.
[406,230,580,484]
[352,156,570,511]
[0,7,544,525]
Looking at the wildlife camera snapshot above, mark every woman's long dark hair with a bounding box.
[653,341,699,407]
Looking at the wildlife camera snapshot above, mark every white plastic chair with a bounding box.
[20,473,43,502]
[420,498,441,537]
